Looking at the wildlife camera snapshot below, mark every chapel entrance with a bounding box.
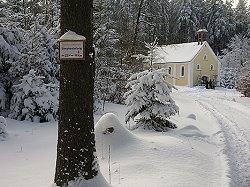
[201,76,209,85]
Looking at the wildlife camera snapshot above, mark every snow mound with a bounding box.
[176,125,208,138]
[187,114,196,120]
[95,113,136,149]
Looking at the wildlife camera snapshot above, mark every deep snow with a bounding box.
[0,87,250,187]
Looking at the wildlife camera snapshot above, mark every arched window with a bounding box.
[180,66,185,77]
[203,54,208,61]
[197,64,201,70]
[210,64,214,70]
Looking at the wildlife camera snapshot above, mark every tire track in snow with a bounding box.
[197,100,250,187]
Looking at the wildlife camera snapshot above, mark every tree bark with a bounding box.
[54,0,98,186]
[131,0,144,54]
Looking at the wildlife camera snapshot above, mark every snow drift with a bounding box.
[95,113,136,150]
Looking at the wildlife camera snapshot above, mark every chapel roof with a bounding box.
[154,41,207,64]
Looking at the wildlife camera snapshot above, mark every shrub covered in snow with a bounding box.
[0,27,24,113]
[124,69,179,131]
[236,66,250,97]
[0,116,7,140]
[220,67,237,89]
[9,23,59,84]
[9,69,59,122]
[0,83,7,112]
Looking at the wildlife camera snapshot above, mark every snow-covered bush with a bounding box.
[0,83,7,112]
[220,67,237,89]
[0,116,7,140]
[0,26,24,113]
[9,69,59,122]
[124,69,179,132]
[236,66,250,97]
[220,36,250,70]
[9,23,59,83]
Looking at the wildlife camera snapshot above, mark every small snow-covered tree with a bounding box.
[9,23,59,83]
[0,116,7,140]
[0,83,7,112]
[236,66,250,97]
[0,26,24,113]
[220,35,250,71]
[133,38,162,70]
[220,67,237,89]
[125,40,179,131]
[124,69,179,131]
[9,69,58,122]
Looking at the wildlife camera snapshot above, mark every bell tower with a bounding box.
[197,29,208,45]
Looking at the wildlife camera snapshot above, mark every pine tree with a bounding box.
[9,23,59,83]
[8,69,58,122]
[220,35,250,71]
[124,41,179,131]
[0,26,24,113]
[220,67,237,89]
[94,0,127,106]
[237,66,250,97]
[5,0,33,29]
[205,0,228,54]
[225,0,236,39]
[235,0,249,36]
[0,83,7,112]
[177,0,199,43]
[124,69,179,131]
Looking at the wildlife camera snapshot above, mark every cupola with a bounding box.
[197,29,208,45]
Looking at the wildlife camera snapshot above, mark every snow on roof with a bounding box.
[58,30,86,41]
[197,29,208,33]
[154,41,206,64]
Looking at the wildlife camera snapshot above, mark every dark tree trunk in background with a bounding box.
[54,0,98,186]
[131,0,144,54]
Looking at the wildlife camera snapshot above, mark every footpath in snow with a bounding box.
[174,87,250,187]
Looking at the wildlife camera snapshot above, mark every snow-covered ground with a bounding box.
[0,87,250,187]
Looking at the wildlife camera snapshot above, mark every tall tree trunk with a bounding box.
[54,0,98,186]
[131,0,144,54]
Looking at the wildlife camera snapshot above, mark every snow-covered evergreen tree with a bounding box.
[9,69,59,122]
[94,0,129,106]
[220,67,237,89]
[220,35,250,73]
[225,0,236,39]
[0,26,23,72]
[125,39,178,131]
[124,69,179,131]
[133,38,161,70]
[4,0,34,30]
[235,0,249,36]
[177,0,199,43]
[0,83,7,112]
[0,116,7,140]
[205,0,228,54]
[9,23,59,83]
[236,66,250,97]
[0,26,24,113]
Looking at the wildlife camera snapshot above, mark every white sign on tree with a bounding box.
[58,31,86,60]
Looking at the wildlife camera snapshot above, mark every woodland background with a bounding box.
[0,0,250,122]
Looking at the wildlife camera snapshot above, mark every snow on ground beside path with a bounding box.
[0,119,57,187]
[95,106,229,186]
[1,87,250,187]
